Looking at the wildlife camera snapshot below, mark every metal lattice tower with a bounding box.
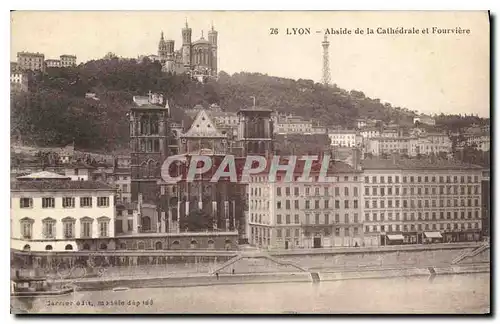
[322,34,331,86]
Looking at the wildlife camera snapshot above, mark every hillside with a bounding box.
[10,58,488,152]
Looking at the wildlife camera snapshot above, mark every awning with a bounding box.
[424,232,443,239]
[387,234,404,240]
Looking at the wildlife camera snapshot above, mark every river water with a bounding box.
[12,273,489,314]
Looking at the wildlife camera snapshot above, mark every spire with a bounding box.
[185,17,188,28]
[161,31,164,40]
[211,21,214,31]
[201,30,204,38]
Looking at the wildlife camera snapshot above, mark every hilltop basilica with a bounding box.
[140,21,218,79]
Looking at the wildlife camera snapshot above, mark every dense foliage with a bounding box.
[11,58,489,152]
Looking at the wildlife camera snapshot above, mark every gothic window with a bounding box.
[140,161,147,178]
[150,114,159,135]
[153,139,160,152]
[140,115,148,135]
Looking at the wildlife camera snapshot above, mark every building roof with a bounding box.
[238,107,273,113]
[328,129,357,135]
[362,157,483,170]
[11,180,115,191]
[16,171,70,180]
[130,103,167,110]
[181,109,226,138]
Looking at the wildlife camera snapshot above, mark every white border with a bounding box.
[3,1,497,322]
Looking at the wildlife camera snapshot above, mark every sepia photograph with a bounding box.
[9,10,490,314]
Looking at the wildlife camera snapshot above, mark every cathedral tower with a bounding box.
[182,20,192,68]
[158,31,167,62]
[238,106,274,159]
[208,22,218,76]
[129,97,171,204]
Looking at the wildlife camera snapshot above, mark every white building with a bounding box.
[413,114,436,126]
[328,130,360,148]
[45,59,61,68]
[464,133,490,152]
[10,71,28,91]
[360,128,380,140]
[247,156,364,249]
[11,171,116,252]
[366,137,419,157]
[417,133,453,155]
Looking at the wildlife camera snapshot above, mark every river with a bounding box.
[11,273,490,314]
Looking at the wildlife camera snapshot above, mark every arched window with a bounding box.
[99,243,107,250]
[207,240,215,249]
[82,243,90,250]
[65,244,73,251]
[225,239,232,250]
[22,244,31,251]
[45,245,53,251]
[140,115,149,135]
[171,241,180,249]
[155,241,163,250]
[190,240,198,249]
[150,114,159,135]
[119,242,127,250]
[138,241,146,250]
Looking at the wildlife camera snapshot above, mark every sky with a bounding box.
[10,11,490,117]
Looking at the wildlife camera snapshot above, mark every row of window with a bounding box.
[251,175,360,184]
[364,198,480,209]
[364,175,480,184]
[365,210,481,222]
[19,197,110,209]
[365,222,480,233]
[276,186,360,197]
[277,227,361,238]
[20,217,110,239]
[364,185,480,196]
[275,199,360,210]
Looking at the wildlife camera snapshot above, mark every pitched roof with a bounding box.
[181,109,226,138]
[11,180,116,191]
[16,171,70,180]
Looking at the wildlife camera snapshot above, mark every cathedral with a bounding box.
[157,21,218,78]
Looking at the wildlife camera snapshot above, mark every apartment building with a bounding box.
[60,54,77,67]
[418,133,453,155]
[10,70,28,92]
[17,52,45,72]
[248,156,363,249]
[45,59,61,68]
[360,128,380,140]
[11,171,116,252]
[362,158,483,246]
[365,137,419,157]
[328,130,360,148]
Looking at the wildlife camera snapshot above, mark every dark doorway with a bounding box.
[285,241,289,250]
[313,237,321,248]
